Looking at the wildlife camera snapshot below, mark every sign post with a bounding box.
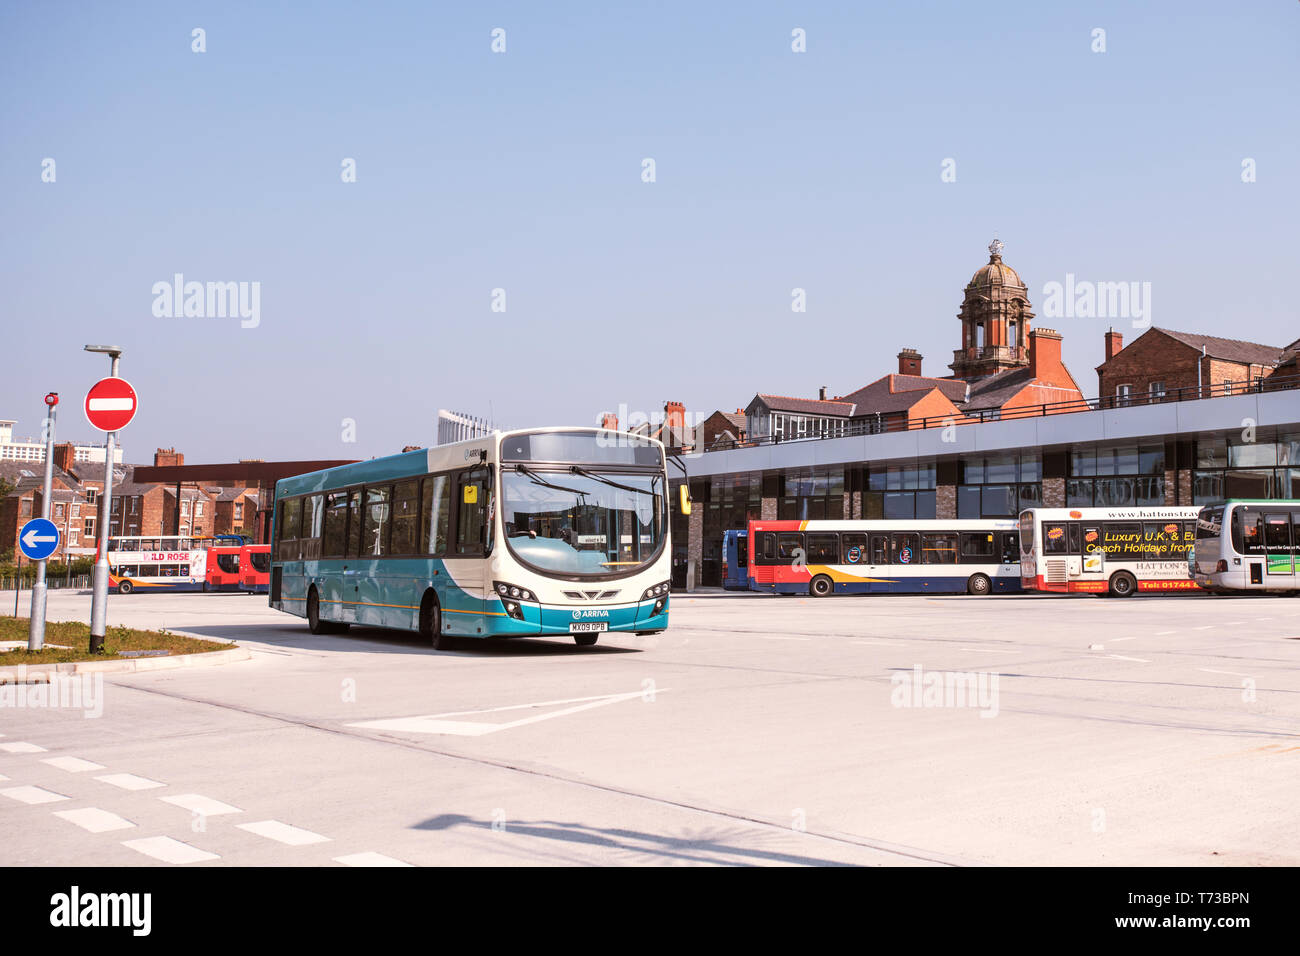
[26,393,60,650]
[84,347,134,654]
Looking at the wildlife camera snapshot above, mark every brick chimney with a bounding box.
[600,412,619,431]
[897,348,923,375]
[1029,328,1063,380]
[818,386,828,400]
[1104,328,1123,361]
[663,401,686,446]
[154,447,184,468]
[52,442,76,474]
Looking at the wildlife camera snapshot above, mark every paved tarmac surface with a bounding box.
[2,588,1297,866]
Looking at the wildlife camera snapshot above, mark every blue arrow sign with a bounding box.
[19,518,60,561]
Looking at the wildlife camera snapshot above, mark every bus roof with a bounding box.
[274,427,665,500]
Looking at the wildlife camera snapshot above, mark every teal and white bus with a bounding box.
[269,427,672,647]
[1191,500,1300,594]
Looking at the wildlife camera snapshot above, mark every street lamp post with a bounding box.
[27,392,60,651]
[85,345,123,655]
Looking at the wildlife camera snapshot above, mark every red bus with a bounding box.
[239,543,271,593]
[205,545,243,592]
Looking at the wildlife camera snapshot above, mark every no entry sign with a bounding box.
[84,377,138,431]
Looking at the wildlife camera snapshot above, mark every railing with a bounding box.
[700,371,1300,454]
[0,574,94,593]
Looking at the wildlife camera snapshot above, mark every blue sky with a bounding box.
[2,1,1296,464]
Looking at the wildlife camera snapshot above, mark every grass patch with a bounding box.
[0,617,229,665]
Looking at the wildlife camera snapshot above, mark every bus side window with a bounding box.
[1067,523,1082,555]
[776,533,803,562]
[869,534,889,565]
[346,490,362,558]
[841,533,868,564]
[1001,532,1019,564]
[1043,523,1069,555]
[891,533,918,565]
[760,533,777,563]
[805,533,838,563]
[322,493,348,558]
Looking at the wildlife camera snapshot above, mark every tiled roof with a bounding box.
[1153,329,1286,366]
[753,394,856,416]
[837,375,967,416]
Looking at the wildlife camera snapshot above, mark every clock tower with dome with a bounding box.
[950,239,1035,381]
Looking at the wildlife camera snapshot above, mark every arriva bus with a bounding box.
[1019,507,1201,597]
[106,533,244,594]
[722,529,749,590]
[269,428,672,647]
[1191,500,1300,594]
[747,518,1022,596]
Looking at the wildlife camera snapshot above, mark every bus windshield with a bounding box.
[501,466,665,577]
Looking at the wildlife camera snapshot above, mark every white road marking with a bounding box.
[1155,630,1177,636]
[1193,625,1214,631]
[1223,621,1244,626]
[333,852,412,867]
[0,742,48,754]
[42,756,105,773]
[1198,667,1252,678]
[160,794,241,816]
[1106,654,1151,663]
[122,836,219,864]
[54,807,135,833]
[1,785,69,804]
[95,773,164,791]
[0,774,7,782]
[348,689,664,737]
[1110,637,1137,643]
[237,820,330,846]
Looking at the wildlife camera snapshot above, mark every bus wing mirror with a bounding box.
[679,485,692,516]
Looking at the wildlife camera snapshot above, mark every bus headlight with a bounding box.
[641,581,670,601]
[494,582,535,602]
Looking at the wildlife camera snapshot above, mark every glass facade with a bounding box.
[958,453,1041,518]
[1067,443,1166,507]
[1192,432,1300,504]
[866,463,936,519]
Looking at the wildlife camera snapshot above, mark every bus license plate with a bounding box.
[569,622,608,633]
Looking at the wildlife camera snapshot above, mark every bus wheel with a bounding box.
[809,575,834,598]
[573,633,599,647]
[1109,571,1137,598]
[307,587,333,634]
[966,573,991,596]
[420,591,451,650]
[118,580,133,595]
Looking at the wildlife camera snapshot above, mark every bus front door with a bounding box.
[1081,524,1105,588]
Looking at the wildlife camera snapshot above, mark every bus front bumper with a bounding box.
[488,597,669,637]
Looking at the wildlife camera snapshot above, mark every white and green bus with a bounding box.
[1191,500,1300,594]
[269,428,673,647]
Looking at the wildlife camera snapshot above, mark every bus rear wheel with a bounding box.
[118,580,133,595]
[966,573,991,596]
[1109,571,1137,598]
[307,587,334,634]
[420,592,452,650]
[809,575,834,598]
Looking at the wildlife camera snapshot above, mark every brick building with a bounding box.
[1096,328,1290,405]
